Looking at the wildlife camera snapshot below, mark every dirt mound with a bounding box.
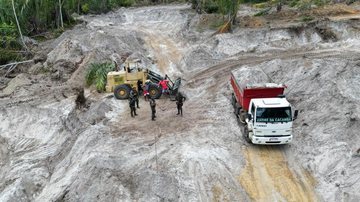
[239,16,266,28]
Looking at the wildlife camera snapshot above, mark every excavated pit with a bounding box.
[1,3,360,202]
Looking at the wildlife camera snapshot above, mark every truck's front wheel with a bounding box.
[243,126,252,143]
[239,110,247,123]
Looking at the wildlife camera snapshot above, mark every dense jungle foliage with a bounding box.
[0,0,138,64]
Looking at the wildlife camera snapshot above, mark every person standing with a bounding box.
[158,79,169,94]
[143,80,150,101]
[176,92,186,116]
[137,80,143,93]
[130,87,140,108]
[149,98,156,121]
[129,97,137,117]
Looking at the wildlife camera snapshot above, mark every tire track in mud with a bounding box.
[187,48,360,85]
[238,146,317,202]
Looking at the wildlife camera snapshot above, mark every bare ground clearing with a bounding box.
[1,3,360,202]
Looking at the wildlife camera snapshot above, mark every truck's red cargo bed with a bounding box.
[230,70,285,111]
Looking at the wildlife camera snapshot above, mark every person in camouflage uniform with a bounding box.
[129,96,137,117]
[149,98,156,121]
[176,92,186,116]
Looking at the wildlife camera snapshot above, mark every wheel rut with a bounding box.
[238,146,317,202]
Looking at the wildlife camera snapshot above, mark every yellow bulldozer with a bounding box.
[105,60,181,100]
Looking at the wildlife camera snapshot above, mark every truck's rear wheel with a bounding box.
[243,126,251,143]
[231,94,236,107]
[148,84,162,99]
[114,84,131,99]
[234,103,241,115]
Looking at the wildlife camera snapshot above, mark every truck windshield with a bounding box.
[256,107,292,123]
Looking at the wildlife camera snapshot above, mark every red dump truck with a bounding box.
[230,67,298,145]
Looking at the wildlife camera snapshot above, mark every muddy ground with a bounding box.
[1,3,360,202]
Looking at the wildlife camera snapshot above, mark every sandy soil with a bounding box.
[239,146,317,201]
[1,3,360,202]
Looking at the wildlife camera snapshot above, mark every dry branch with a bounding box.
[0,60,33,69]
[0,60,33,76]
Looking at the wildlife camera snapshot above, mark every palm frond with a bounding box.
[85,63,98,86]
[86,62,115,92]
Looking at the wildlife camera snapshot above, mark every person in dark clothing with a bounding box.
[129,97,137,117]
[137,80,143,93]
[175,92,186,116]
[149,98,156,121]
[130,87,140,108]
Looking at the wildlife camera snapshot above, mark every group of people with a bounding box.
[128,86,186,121]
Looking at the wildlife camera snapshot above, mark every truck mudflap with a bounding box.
[251,135,292,145]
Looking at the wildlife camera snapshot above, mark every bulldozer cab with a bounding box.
[124,61,146,84]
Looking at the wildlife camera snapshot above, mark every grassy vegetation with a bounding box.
[85,62,115,92]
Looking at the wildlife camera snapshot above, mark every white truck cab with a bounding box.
[245,98,297,144]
